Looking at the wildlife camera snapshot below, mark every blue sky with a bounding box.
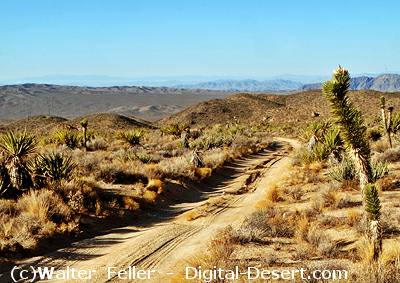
[1,0,399,82]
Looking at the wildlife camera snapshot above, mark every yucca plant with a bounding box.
[322,127,343,160]
[116,129,144,146]
[0,131,36,191]
[322,66,382,260]
[390,112,400,135]
[370,160,388,181]
[53,130,81,149]
[327,155,356,182]
[36,152,75,184]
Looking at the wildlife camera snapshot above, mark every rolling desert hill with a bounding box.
[0,113,155,135]
[0,84,231,122]
[162,89,400,126]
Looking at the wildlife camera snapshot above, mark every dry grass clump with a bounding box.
[145,179,164,194]
[372,139,391,153]
[265,185,284,202]
[194,167,212,180]
[352,239,400,282]
[231,207,297,243]
[202,148,228,169]
[375,176,398,191]
[94,161,145,184]
[0,190,75,255]
[306,222,340,258]
[374,146,400,163]
[346,209,363,227]
[87,137,108,151]
[157,154,194,179]
[173,226,246,282]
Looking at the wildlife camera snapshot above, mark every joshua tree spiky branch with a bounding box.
[364,184,382,260]
[322,66,382,260]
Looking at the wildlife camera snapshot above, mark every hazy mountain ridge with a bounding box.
[177,74,400,92]
[177,79,303,91]
[302,74,400,92]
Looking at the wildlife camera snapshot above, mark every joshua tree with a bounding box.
[380,96,393,148]
[0,162,11,197]
[322,66,382,260]
[0,131,36,192]
[181,127,190,149]
[80,119,89,150]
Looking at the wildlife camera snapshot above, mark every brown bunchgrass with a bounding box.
[194,167,212,180]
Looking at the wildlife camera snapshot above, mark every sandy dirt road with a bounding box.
[6,139,297,283]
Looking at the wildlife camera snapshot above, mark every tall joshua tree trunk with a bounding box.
[80,119,88,151]
[322,66,382,261]
[380,96,392,148]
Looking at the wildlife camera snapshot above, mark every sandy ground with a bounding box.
[5,139,297,283]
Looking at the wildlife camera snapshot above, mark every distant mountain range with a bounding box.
[302,74,400,92]
[177,79,303,92]
[177,74,400,92]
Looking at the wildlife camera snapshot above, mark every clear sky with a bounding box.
[1,0,400,81]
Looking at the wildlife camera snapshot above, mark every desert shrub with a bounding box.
[87,137,108,151]
[0,190,74,254]
[301,143,331,163]
[135,152,154,164]
[375,146,400,163]
[236,207,296,239]
[372,139,390,153]
[202,149,227,168]
[157,155,194,179]
[367,129,382,141]
[371,160,389,181]
[190,125,236,150]
[328,156,356,182]
[95,163,143,184]
[328,157,387,183]
[52,130,81,149]
[306,222,339,257]
[115,129,143,146]
[160,123,188,137]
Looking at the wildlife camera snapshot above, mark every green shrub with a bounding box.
[160,123,188,137]
[328,156,356,182]
[52,130,82,149]
[135,152,153,164]
[371,160,388,181]
[116,129,143,146]
[190,125,236,150]
[367,129,382,141]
